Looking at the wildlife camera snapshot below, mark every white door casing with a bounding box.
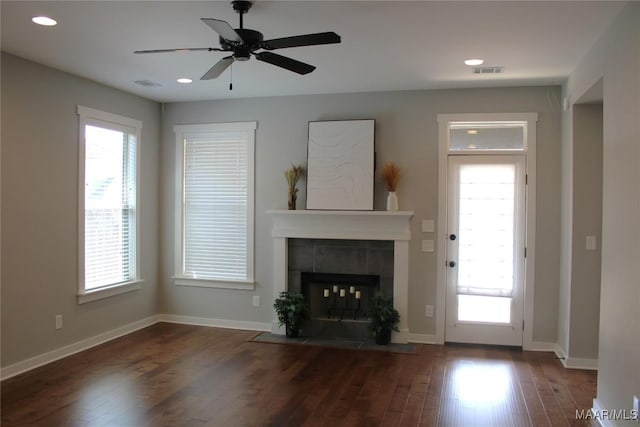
[436,113,538,349]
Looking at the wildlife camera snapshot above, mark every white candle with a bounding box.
[355,290,361,299]
[340,289,346,297]
[333,285,338,293]
[323,289,330,297]
[350,286,355,294]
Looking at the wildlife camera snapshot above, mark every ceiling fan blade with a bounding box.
[261,32,341,50]
[134,47,225,54]
[201,56,235,80]
[201,18,243,43]
[254,52,316,75]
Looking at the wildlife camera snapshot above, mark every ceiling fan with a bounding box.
[134,0,341,80]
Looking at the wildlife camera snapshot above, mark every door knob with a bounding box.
[449,261,456,268]
[449,234,456,240]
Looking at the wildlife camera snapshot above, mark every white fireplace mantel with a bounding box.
[267,209,414,343]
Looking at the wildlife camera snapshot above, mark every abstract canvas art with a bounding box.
[306,119,375,210]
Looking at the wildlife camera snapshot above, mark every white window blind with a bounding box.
[175,122,256,288]
[78,106,142,296]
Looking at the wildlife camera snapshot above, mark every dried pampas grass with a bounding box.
[285,164,305,190]
[381,162,401,192]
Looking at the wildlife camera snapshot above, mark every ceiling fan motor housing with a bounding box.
[220,28,263,61]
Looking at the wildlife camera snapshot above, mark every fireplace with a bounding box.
[301,272,380,340]
[268,210,413,343]
[287,237,392,340]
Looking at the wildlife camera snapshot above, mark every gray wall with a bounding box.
[160,86,562,342]
[562,2,640,421]
[1,55,568,370]
[569,103,602,360]
[1,53,161,367]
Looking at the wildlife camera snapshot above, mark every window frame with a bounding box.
[77,105,143,304]
[173,121,257,290]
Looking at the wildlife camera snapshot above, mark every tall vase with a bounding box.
[288,188,298,210]
[387,191,398,211]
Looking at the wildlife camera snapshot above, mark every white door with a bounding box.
[445,155,526,346]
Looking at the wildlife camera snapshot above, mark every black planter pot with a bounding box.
[375,328,392,345]
[285,324,300,338]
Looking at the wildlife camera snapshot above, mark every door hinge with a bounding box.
[525,174,528,185]
[524,247,527,258]
[522,320,525,331]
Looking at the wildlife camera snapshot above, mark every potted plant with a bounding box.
[273,291,309,338]
[367,293,400,345]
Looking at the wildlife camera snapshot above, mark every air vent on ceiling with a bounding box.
[134,79,162,87]
[472,66,504,74]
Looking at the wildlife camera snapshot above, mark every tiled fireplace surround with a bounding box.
[268,210,413,343]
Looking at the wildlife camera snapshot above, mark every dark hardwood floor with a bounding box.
[1,323,598,426]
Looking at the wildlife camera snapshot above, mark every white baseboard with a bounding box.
[526,341,558,352]
[1,315,161,381]
[1,314,270,381]
[563,356,598,370]
[159,314,272,332]
[554,345,598,370]
[407,333,439,344]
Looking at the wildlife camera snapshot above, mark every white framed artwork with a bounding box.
[306,119,375,210]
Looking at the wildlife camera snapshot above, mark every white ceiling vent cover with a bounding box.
[134,80,162,87]
[472,66,504,74]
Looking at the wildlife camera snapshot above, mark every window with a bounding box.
[174,122,256,290]
[78,106,142,303]
[449,122,526,152]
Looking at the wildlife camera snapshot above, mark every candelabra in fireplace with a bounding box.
[324,285,363,320]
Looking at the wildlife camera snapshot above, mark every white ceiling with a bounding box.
[1,1,625,103]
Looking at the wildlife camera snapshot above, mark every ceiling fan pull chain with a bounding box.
[229,63,233,91]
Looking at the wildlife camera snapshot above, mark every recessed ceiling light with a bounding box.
[464,59,484,66]
[177,78,193,84]
[467,130,478,135]
[32,16,57,26]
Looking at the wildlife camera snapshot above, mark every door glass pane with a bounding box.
[457,163,515,299]
[449,124,524,151]
[458,295,511,323]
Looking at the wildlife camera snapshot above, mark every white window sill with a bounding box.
[77,280,143,304]
[174,277,255,291]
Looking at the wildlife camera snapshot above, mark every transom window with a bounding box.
[449,122,527,152]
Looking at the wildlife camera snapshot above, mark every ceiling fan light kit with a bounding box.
[134,0,341,81]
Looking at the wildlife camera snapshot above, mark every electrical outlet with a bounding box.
[425,305,434,317]
[252,296,260,307]
[55,315,63,330]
